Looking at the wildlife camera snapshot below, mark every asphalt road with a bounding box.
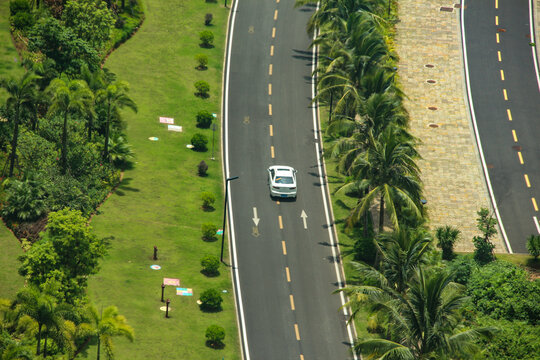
[223,0,356,359]
[462,0,540,253]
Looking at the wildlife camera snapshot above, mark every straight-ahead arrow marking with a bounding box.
[253,207,260,226]
[300,210,308,229]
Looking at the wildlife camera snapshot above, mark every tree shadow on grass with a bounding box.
[199,305,222,313]
[114,177,140,196]
[205,340,225,349]
[200,270,220,277]
[202,205,215,212]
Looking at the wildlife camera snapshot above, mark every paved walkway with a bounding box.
[395,1,506,252]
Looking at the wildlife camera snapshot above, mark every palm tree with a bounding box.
[71,305,134,360]
[95,81,137,162]
[436,226,461,261]
[79,66,114,140]
[353,268,496,359]
[46,77,94,174]
[0,72,38,177]
[15,287,73,357]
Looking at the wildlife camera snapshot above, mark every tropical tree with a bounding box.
[79,65,110,140]
[95,81,137,162]
[0,72,38,177]
[436,225,460,261]
[46,77,94,174]
[349,268,496,359]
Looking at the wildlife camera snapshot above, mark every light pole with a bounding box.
[221,176,239,263]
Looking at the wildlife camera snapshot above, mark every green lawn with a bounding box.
[0,0,23,104]
[86,0,239,359]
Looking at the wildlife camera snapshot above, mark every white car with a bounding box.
[268,165,297,199]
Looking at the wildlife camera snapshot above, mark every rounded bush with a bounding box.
[200,192,216,209]
[201,255,220,276]
[198,160,209,176]
[194,81,210,97]
[199,288,223,311]
[204,13,213,26]
[201,223,218,241]
[195,54,208,70]
[10,0,31,16]
[12,11,34,29]
[199,30,214,47]
[205,325,225,348]
[196,110,213,129]
[191,133,208,152]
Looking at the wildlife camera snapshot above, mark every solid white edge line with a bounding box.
[534,216,540,234]
[528,0,540,91]
[461,0,513,253]
[311,19,359,360]
[223,0,251,358]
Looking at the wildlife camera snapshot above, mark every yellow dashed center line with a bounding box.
[525,174,531,188]
[271,146,275,158]
[498,51,502,62]
[285,267,290,282]
[270,45,274,56]
[500,69,505,81]
[495,16,499,25]
[278,215,283,229]
[294,324,301,340]
[289,295,295,310]
[268,83,272,95]
[495,0,498,9]
[533,197,538,211]
[512,129,517,142]
[269,103,272,116]
[518,151,524,164]
[507,109,512,121]
[274,10,278,20]
[269,64,273,75]
[269,125,273,136]
[503,89,508,100]
[496,33,500,43]
[282,241,287,255]
[272,27,276,38]
[300,356,304,360]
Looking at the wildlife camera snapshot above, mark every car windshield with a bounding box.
[275,176,294,184]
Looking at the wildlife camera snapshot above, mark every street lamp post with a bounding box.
[221,176,239,263]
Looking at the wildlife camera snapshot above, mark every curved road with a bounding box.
[462,0,540,253]
[223,0,357,359]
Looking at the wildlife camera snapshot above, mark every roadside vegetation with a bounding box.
[0,0,239,359]
[297,0,540,358]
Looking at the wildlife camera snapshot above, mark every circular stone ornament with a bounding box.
[150,265,161,270]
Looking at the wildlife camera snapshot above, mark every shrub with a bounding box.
[201,255,220,276]
[199,288,223,311]
[115,17,125,29]
[194,80,210,97]
[204,13,213,26]
[205,325,225,348]
[12,11,34,29]
[199,30,214,47]
[435,225,460,261]
[200,192,216,210]
[196,110,213,128]
[1,177,48,222]
[473,208,497,265]
[191,133,208,152]
[353,234,376,264]
[447,255,477,285]
[198,160,209,176]
[526,235,540,260]
[201,223,218,241]
[10,0,30,16]
[195,53,208,70]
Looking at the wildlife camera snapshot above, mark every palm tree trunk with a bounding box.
[36,323,42,355]
[96,336,101,360]
[122,0,125,10]
[43,331,48,358]
[61,112,68,174]
[8,106,20,177]
[379,195,385,233]
[103,102,111,161]
[71,336,93,359]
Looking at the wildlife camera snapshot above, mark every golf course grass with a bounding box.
[84,0,239,358]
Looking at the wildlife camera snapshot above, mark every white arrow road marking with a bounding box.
[252,207,260,226]
[300,210,308,229]
[534,216,540,234]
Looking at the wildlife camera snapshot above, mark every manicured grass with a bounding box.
[0,224,24,299]
[86,1,239,359]
[0,0,24,104]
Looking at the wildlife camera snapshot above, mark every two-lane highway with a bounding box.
[223,0,356,358]
[462,0,540,253]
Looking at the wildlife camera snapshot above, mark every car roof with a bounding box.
[269,165,294,172]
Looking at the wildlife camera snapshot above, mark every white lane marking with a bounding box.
[223,0,251,357]
[252,207,260,226]
[528,0,540,92]
[534,216,540,234]
[461,0,513,253]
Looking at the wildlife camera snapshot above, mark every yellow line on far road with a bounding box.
[269,103,272,116]
[495,16,499,25]
[285,267,290,282]
[271,146,275,158]
[533,197,538,212]
[512,129,517,142]
[495,0,498,9]
[272,27,276,38]
[507,109,512,121]
[500,69,505,81]
[282,241,287,255]
[300,355,304,360]
[524,174,531,188]
[270,45,274,56]
[290,295,295,310]
[503,89,508,100]
[269,64,273,75]
[278,215,283,229]
[294,324,301,340]
[496,33,500,43]
[274,10,278,20]
[518,151,524,164]
[498,51,502,62]
[269,125,273,136]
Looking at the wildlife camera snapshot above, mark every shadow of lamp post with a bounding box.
[221,176,239,263]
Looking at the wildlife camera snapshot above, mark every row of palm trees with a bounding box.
[1,64,137,178]
[298,0,497,357]
[0,286,133,360]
